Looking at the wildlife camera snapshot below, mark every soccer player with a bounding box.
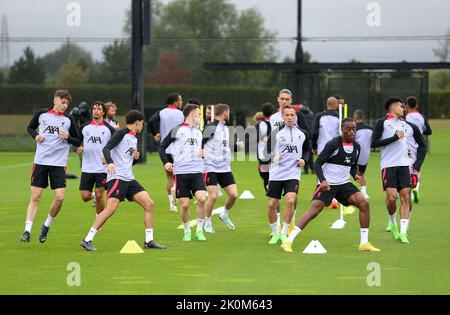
[20,90,81,243]
[372,97,411,244]
[405,96,432,203]
[353,110,373,199]
[256,102,275,192]
[159,104,207,242]
[148,92,184,212]
[281,118,380,253]
[391,118,426,232]
[269,89,308,231]
[76,101,116,215]
[266,106,309,245]
[80,110,166,251]
[105,101,120,130]
[203,104,238,233]
[312,96,340,155]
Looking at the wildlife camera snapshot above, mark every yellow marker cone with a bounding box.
[119,240,144,254]
[176,219,198,229]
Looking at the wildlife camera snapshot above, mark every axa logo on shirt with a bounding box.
[125,147,135,156]
[282,145,298,154]
[43,125,60,134]
[87,136,102,144]
[184,138,198,146]
[222,140,227,147]
[344,156,352,164]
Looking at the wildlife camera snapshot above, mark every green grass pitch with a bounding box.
[0,124,449,294]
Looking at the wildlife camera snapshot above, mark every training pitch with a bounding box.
[0,122,449,294]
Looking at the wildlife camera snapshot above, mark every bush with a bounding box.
[429,89,450,118]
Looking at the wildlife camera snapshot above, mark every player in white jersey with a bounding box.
[148,92,184,212]
[203,104,238,233]
[405,96,432,203]
[105,101,120,130]
[20,90,81,243]
[266,106,309,245]
[80,110,166,251]
[76,101,115,215]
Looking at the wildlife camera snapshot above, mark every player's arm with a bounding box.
[371,119,400,148]
[351,142,361,180]
[158,126,177,165]
[423,116,432,136]
[314,139,337,184]
[103,129,127,165]
[411,123,427,172]
[147,110,161,137]
[66,116,82,146]
[201,121,218,148]
[74,123,88,153]
[26,108,47,141]
[296,111,311,138]
[311,114,320,151]
[104,120,117,136]
[300,129,311,166]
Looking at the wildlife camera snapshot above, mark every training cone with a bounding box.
[177,219,198,229]
[343,206,356,215]
[239,190,255,199]
[330,219,346,229]
[212,206,225,215]
[331,199,338,209]
[120,240,144,254]
[303,240,327,254]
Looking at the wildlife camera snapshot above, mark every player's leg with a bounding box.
[281,192,297,241]
[412,171,421,203]
[218,173,238,229]
[194,190,207,240]
[398,187,411,243]
[267,180,283,244]
[166,169,177,211]
[358,165,369,198]
[345,190,380,251]
[38,186,65,243]
[21,186,45,242]
[93,187,105,215]
[204,173,218,233]
[132,190,166,249]
[80,172,95,203]
[385,187,400,239]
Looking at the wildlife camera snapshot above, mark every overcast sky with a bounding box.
[1,0,450,66]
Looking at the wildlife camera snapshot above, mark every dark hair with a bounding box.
[334,95,344,100]
[187,98,201,105]
[282,105,296,114]
[384,96,403,110]
[166,92,181,105]
[341,117,355,127]
[406,96,418,108]
[214,103,230,116]
[91,101,106,115]
[261,102,275,117]
[183,104,199,118]
[54,90,72,104]
[353,109,365,120]
[125,110,145,124]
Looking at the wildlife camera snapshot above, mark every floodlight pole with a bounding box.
[132,0,151,163]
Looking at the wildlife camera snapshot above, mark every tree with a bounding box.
[41,41,94,81]
[433,29,450,62]
[54,57,90,85]
[147,51,192,85]
[94,40,131,84]
[8,47,46,84]
[430,70,450,90]
[124,0,279,86]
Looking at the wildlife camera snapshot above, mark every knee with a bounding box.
[144,199,154,211]
[54,194,65,204]
[386,193,397,204]
[268,200,278,209]
[208,192,218,202]
[197,195,207,204]
[360,199,370,211]
[229,192,238,201]
[81,193,91,202]
[31,193,41,203]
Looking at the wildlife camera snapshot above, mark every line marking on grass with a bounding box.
[0,162,32,171]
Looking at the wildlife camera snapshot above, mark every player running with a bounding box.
[80,110,166,251]
[20,90,81,243]
[76,101,116,215]
[202,104,238,233]
[266,106,309,245]
[372,97,411,244]
[281,117,380,252]
[159,104,207,242]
